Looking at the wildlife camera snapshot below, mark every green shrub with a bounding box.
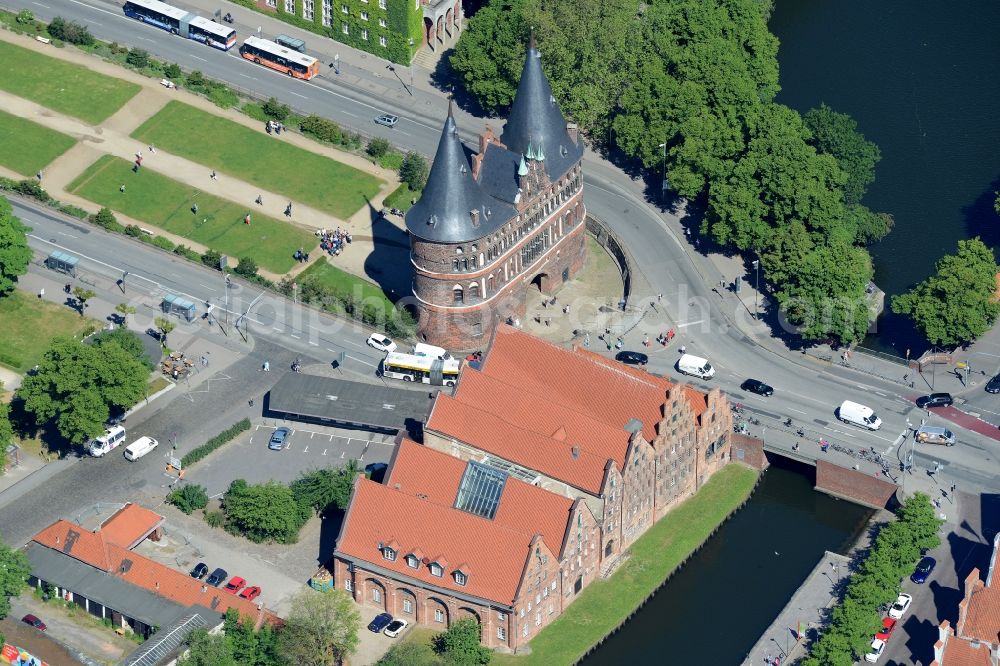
[234,256,258,278]
[206,85,239,109]
[124,224,142,237]
[150,235,176,251]
[377,151,404,171]
[167,484,209,514]
[164,62,182,79]
[262,97,290,121]
[200,249,223,269]
[173,245,200,261]
[125,48,148,68]
[300,115,342,144]
[47,16,94,45]
[242,103,269,122]
[204,510,225,528]
[90,207,122,231]
[15,9,33,24]
[57,203,89,219]
[181,418,251,467]
[13,179,51,202]
[399,152,429,191]
[366,137,391,159]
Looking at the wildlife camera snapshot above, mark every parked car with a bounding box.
[368,612,393,633]
[615,350,648,366]
[875,617,896,641]
[190,562,209,579]
[367,333,397,353]
[21,614,46,631]
[987,374,1000,394]
[224,576,246,595]
[916,393,953,408]
[206,568,228,586]
[374,113,399,128]
[384,618,409,638]
[240,586,262,601]
[269,427,290,451]
[888,593,913,619]
[741,378,774,396]
[864,638,886,663]
[911,556,937,584]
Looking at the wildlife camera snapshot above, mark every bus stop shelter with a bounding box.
[45,250,79,276]
[160,294,197,322]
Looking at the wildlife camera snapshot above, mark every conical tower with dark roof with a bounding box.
[500,34,584,182]
[406,42,587,353]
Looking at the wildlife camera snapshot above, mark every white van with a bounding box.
[89,426,127,457]
[413,343,451,360]
[677,354,715,380]
[838,400,882,431]
[124,436,159,461]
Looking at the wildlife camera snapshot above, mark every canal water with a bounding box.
[581,460,871,665]
[768,0,1000,357]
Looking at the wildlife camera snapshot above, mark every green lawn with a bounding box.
[131,101,385,219]
[68,155,317,274]
[495,464,759,666]
[0,41,140,124]
[0,290,94,372]
[297,258,394,308]
[0,108,76,176]
[383,183,420,213]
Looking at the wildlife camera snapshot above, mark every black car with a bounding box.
[190,562,209,579]
[987,374,1000,394]
[916,393,954,408]
[741,378,774,397]
[368,612,393,633]
[615,351,649,366]
[206,568,228,587]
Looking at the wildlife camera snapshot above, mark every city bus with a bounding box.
[239,36,320,80]
[122,0,236,50]
[186,16,237,51]
[381,352,461,387]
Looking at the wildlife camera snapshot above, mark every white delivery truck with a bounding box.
[89,426,127,457]
[837,400,882,430]
[124,436,159,461]
[677,354,716,380]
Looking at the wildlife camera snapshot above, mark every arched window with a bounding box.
[469,283,479,299]
[453,286,463,303]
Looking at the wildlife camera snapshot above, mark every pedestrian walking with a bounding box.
[657,293,663,302]
[679,345,686,354]
[951,483,956,493]
[210,170,217,180]
[148,144,155,153]
[38,288,45,299]
[249,397,255,407]
[36,170,42,181]
[200,355,207,367]
[244,213,251,225]
[583,333,590,347]
[255,194,263,205]
[263,361,270,372]
[120,184,126,193]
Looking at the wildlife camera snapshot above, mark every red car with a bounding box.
[22,614,47,631]
[224,576,246,595]
[875,617,896,641]
[240,585,262,601]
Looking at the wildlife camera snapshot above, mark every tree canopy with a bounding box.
[0,198,32,297]
[0,532,29,620]
[891,238,1000,346]
[17,336,148,445]
[291,460,362,515]
[451,0,888,344]
[433,618,493,665]
[278,588,360,665]
[223,479,308,543]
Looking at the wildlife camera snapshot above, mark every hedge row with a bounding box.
[181,418,251,468]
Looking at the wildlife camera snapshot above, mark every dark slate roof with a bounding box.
[406,105,505,243]
[268,373,434,432]
[477,144,522,205]
[500,41,583,183]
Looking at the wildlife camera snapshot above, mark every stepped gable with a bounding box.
[405,100,513,243]
[335,477,540,605]
[426,393,611,495]
[478,325,676,442]
[500,35,584,183]
[385,439,574,558]
[450,368,632,469]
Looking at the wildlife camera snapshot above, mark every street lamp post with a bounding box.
[752,258,760,319]
[657,142,667,200]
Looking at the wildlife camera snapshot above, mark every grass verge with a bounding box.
[296,258,395,309]
[0,108,76,176]
[131,101,384,219]
[0,40,140,124]
[68,155,316,273]
[383,183,420,213]
[0,290,94,372]
[494,464,759,666]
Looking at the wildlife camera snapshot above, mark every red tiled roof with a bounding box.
[99,503,164,550]
[449,369,632,471]
[386,439,574,557]
[962,561,1000,643]
[32,520,275,625]
[940,635,994,666]
[426,393,610,494]
[479,326,706,442]
[336,478,539,605]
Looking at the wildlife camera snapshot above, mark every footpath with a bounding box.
[0,29,409,283]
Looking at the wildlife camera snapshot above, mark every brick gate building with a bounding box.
[405,37,587,351]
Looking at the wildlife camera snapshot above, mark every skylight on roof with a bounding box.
[455,461,508,520]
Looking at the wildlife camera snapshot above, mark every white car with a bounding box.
[366,334,397,354]
[888,593,913,619]
[865,638,886,663]
[384,618,408,638]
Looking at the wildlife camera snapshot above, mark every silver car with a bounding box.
[374,113,398,127]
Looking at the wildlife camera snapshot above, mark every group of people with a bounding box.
[265,120,285,135]
[381,207,405,217]
[315,227,352,256]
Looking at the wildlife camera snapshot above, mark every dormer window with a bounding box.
[454,571,468,586]
[382,547,396,561]
[456,247,463,254]
[406,554,419,569]
[430,563,443,577]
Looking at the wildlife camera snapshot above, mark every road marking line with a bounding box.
[289,334,300,339]
[341,111,358,118]
[190,55,207,62]
[322,448,328,455]
[309,341,318,346]
[676,319,705,328]
[787,407,807,414]
[340,451,345,458]
[33,2,52,7]
[289,91,308,99]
